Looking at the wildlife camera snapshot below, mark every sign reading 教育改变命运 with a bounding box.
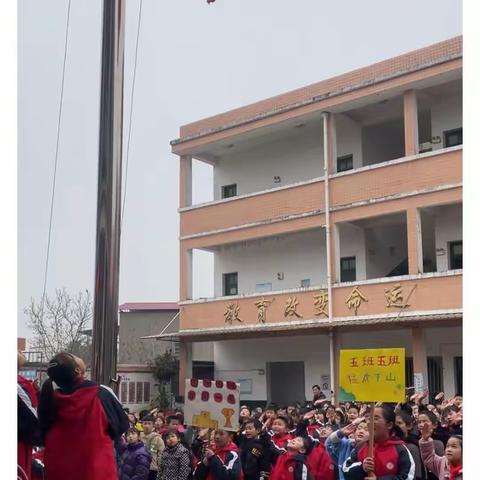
[339,348,405,403]
[184,379,240,432]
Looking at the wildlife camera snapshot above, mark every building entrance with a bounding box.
[267,361,305,405]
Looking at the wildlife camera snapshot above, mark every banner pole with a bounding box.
[368,403,375,458]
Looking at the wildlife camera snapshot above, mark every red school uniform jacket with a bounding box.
[41,380,129,480]
[270,452,312,480]
[343,436,415,480]
[306,442,336,480]
[272,432,294,450]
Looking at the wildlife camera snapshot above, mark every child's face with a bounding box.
[142,420,154,435]
[127,431,139,444]
[265,410,276,419]
[395,416,409,437]
[271,419,288,434]
[240,408,250,418]
[166,433,180,447]
[287,437,305,454]
[412,406,419,420]
[418,414,434,432]
[315,413,325,424]
[354,422,369,443]
[347,408,359,422]
[244,423,260,439]
[168,420,180,432]
[326,408,335,420]
[445,437,462,465]
[128,414,136,424]
[319,425,333,438]
[214,430,231,448]
[155,417,164,430]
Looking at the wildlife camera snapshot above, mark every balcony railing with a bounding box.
[180,147,461,241]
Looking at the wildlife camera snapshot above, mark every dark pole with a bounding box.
[91,0,125,389]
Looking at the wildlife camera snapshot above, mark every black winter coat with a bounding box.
[236,434,270,480]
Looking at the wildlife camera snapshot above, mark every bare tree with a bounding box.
[25,288,93,364]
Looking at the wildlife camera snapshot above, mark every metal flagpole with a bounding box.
[91,0,126,390]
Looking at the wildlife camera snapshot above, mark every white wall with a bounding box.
[364,223,408,279]
[118,370,156,412]
[430,91,462,151]
[213,326,461,401]
[213,130,324,199]
[193,249,215,299]
[435,204,462,272]
[335,113,363,171]
[193,342,214,362]
[192,159,214,204]
[214,229,327,296]
[214,335,331,402]
[337,223,367,281]
[362,119,404,166]
[420,211,437,272]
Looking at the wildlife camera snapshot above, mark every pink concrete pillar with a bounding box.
[404,90,419,157]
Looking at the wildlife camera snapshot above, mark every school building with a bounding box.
[160,37,462,405]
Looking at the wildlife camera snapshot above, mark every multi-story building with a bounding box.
[168,37,462,406]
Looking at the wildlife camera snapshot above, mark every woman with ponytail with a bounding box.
[343,405,415,480]
[38,352,129,480]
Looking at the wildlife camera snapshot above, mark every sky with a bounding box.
[17,0,462,339]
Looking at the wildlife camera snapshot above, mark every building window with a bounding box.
[337,154,353,173]
[136,382,143,403]
[300,279,311,288]
[120,381,128,404]
[340,256,356,282]
[448,241,462,270]
[454,356,462,396]
[222,184,237,199]
[255,282,272,293]
[427,357,444,397]
[223,272,238,296]
[444,128,462,148]
[128,382,136,404]
[143,382,151,403]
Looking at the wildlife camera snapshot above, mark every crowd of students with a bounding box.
[118,388,462,480]
[18,352,463,480]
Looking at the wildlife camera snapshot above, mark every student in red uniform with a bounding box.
[18,351,40,480]
[193,428,242,480]
[270,417,294,450]
[38,352,129,480]
[295,410,336,480]
[343,405,415,480]
[269,436,312,480]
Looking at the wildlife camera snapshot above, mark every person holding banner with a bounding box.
[193,429,242,480]
[342,405,415,480]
